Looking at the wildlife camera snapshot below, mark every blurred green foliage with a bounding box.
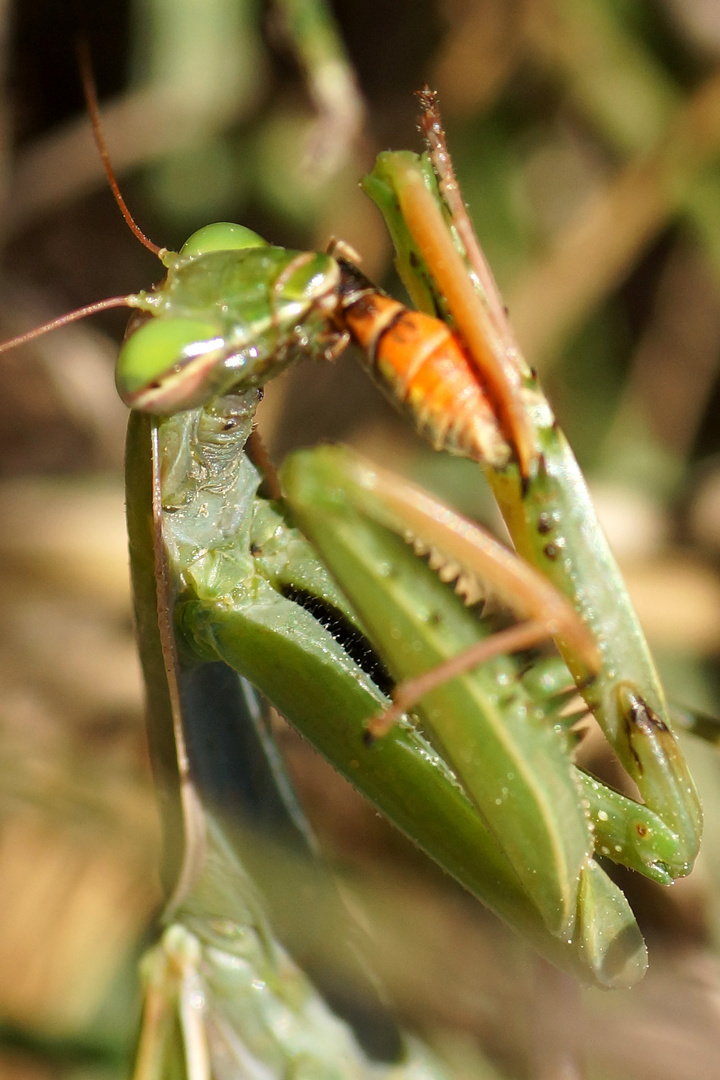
[2,1,720,1077]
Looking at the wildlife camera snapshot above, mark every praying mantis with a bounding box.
[0,73,708,1075]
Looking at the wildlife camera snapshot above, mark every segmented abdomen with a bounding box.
[341,290,510,468]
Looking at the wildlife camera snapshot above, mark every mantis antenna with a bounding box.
[0,296,139,355]
[76,39,165,259]
[0,44,166,355]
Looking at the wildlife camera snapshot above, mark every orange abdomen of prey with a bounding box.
[341,292,509,467]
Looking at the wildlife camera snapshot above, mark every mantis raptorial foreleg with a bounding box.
[147,385,646,989]
[349,93,702,882]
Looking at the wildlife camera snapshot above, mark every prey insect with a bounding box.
[0,78,704,1031]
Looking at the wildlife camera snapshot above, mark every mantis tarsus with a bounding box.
[0,77,708,1076]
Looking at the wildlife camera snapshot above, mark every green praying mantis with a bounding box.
[0,81,708,1075]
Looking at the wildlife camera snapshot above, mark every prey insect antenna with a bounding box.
[77,39,165,259]
[0,295,138,355]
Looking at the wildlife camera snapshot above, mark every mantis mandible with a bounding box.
[0,83,707,1072]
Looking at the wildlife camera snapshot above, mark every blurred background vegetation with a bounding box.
[1,0,720,1077]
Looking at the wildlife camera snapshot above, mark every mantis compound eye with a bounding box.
[179,222,269,259]
[279,251,342,304]
[116,316,226,413]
